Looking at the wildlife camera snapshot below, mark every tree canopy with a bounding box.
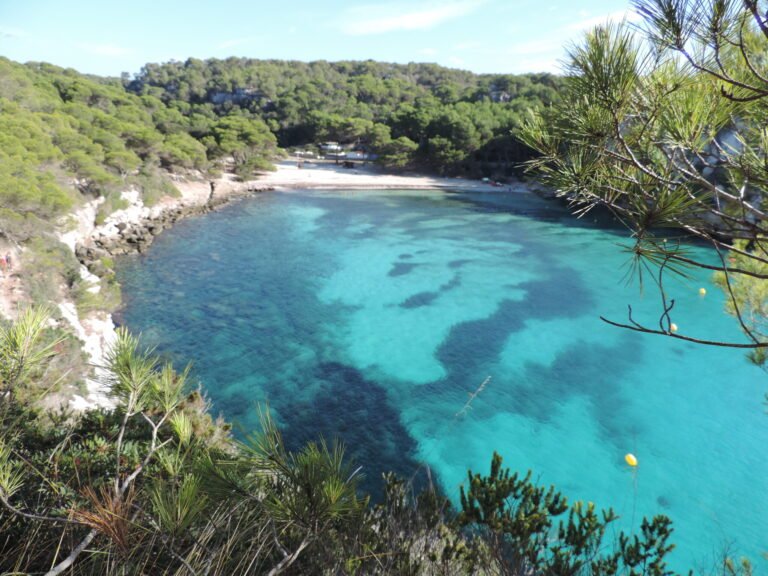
[0,57,275,238]
[520,0,768,361]
[0,56,562,240]
[126,58,564,174]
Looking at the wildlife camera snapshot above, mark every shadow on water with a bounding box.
[432,272,594,388]
[415,266,644,448]
[492,334,642,446]
[399,273,462,309]
[449,191,630,235]
[281,361,426,499]
[117,191,646,501]
[389,261,421,277]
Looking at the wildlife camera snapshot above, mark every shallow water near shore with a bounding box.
[116,189,766,571]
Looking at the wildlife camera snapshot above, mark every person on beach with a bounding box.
[5,252,11,272]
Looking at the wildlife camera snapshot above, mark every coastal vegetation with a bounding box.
[126,59,562,174]
[0,54,560,324]
[0,55,559,243]
[0,55,269,236]
[0,309,683,574]
[521,0,768,362]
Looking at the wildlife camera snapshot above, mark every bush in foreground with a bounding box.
[0,309,694,574]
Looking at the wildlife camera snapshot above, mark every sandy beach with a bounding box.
[256,159,531,193]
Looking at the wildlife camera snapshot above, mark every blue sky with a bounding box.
[0,0,637,77]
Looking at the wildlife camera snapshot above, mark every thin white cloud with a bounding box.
[565,9,641,32]
[419,47,439,56]
[494,9,643,73]
[77,42,133,57]
[340,1,482,36]
[0,26,25,39]
[453,40,483,51]
[508,56,561,73]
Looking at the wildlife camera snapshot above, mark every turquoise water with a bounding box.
[116,189,766,572]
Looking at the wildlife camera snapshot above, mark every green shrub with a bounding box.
[20,236,80,305]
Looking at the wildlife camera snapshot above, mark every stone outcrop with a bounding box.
[75,185,273,274]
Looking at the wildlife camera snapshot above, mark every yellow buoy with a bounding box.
[699,287,707,296]
[670,323,678,333]
[625,453,638,467]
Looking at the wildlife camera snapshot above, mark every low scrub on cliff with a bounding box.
[0,57,276,241]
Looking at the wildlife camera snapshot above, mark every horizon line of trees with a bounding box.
[124,58,563,176]
[0,55,562,239]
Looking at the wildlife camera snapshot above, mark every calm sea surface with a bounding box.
[116,189,766,571]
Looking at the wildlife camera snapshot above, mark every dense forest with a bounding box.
[0,56,560,239]
[0,56,275,236]
[127,58,562,174]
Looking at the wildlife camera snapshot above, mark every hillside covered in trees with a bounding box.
[0,56,560,239]
[126,58,562,174]
[0,56,276,237]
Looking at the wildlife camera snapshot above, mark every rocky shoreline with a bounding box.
[45,162,534,410]
[51,177,273,410]
[74,184,274,274]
